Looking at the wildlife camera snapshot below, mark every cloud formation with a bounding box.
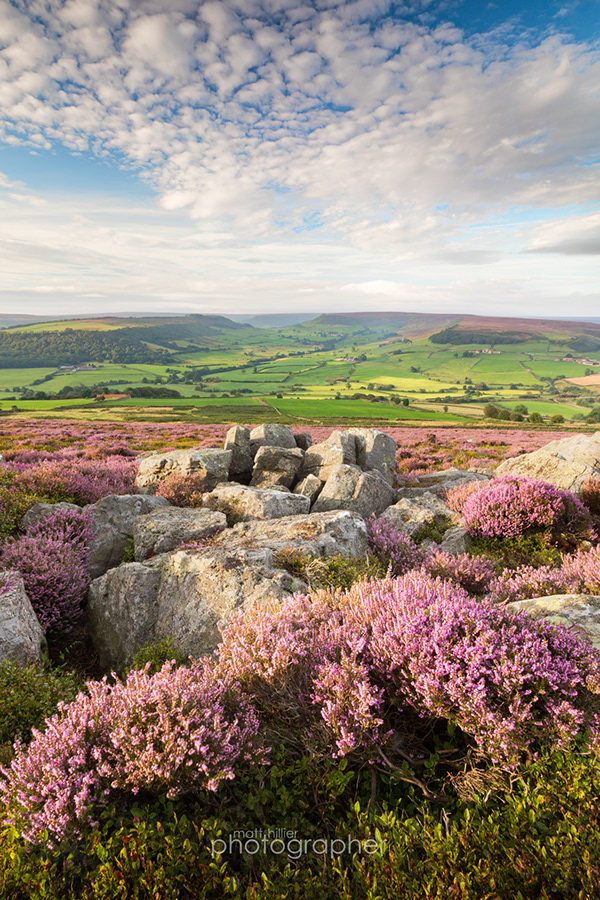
[0,0,598,315]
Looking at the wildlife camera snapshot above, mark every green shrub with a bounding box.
[128,637,189,676]
[0,661,81,763]
[469,532,562,569]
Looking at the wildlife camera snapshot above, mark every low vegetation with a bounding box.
[1,421,600,896]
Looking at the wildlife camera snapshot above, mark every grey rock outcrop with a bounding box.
[85,494,172,578]
[249,424,296,454]
[87,563,164,672]
[382,493,458,539]
[203,483,310,520]
[87,548,306,672]
[439,526,472,555]
[251,446,304,490]
[396,469,490,499]
[20,501,82,531]
[136,448,232,493]
[0,571,47,666]
[349,428,397,486]
[213,510,368,559]
[133,507,228,561]
[496,432,600,494]
[294,474,324,505]
[302,441,355,481]
[312,465,396,518]
[224,426,254,476]
[294,432,313,451]
[507,594,600,648]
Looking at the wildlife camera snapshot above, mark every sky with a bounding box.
[0,0,598,320]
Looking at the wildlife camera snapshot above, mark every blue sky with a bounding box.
[0,0,598,319]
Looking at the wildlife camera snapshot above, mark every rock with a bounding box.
[382,493,458,539]
[250,446,304,490]
[0,571,47,666]
[87,563,163,672]
[349,428,397,485]
[249,424,296,455]
[20,501,82,531]
[496,432,600,494]
[203,483,310,521]
[87,548,307,671]
[294,432,313,451]
[440,526,472,555]
[136,448,232,493]
[224,425,254,476]
[325,430,358,465]
[133,507,228,561]
[294,474,324,505]
[506,594,600,648]
[214,510,368,559]
[312,465,396,518]
[85,494,172,579]
[302,441,357,481]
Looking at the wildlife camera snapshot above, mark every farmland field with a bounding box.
[0,311,598,426]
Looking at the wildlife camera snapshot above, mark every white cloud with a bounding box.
[0,0,598,315]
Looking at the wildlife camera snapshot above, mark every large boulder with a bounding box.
[382,493,458,539]
[213,510,368,559]
[85,494,172,578]
[397,469,489,499]
[224,426,254,477]
[249,424,296,455]
[20,501,82,531]
[87,548,306,672]
[250,446,304,490]
[203,484,310,521]
[349,428,397,486]
[439,526,472,555]
[301,441,355,481]
[506,594,600,648]
[312,465,396,518]
[0,571,47,666]
[87,563,164,673]
[136,448,232,493]
[293,474,324,505]
[133,507,228,561]
[496,432,600,494]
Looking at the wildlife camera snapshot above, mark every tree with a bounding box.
[484,403,498,418]
[529,412,543,423]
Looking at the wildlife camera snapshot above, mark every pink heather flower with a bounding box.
[462,475,593,541]
[0,661,267,848]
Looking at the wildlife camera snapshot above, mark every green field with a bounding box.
[1,312,599,426]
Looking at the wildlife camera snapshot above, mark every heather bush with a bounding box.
[218,573,600,770]
[155,471,208,508]
[0,468,42,538]
[366,515,426,576]
[423,549,496,594]
[7,455,137,507]
[0,661,267,848]
[462,476,593,543]
[487,564,576,605]
[0,509,93,634]
[443,478,486,513]
[581,475,600,515]
[562,544,600,593]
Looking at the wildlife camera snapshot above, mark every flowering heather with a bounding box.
[366,515,426,576]
[423,549,496,594]
[0,509,93,634]
[487,546,600,604]
[462,476,593,541]
[581,476,600,516]
[155,471,208,508]
[8,454,138,506]
[0,569,19,597]
[352,573,600,767]
[219,573,600,771]
[443,479,487,513]
[0,661,266,848]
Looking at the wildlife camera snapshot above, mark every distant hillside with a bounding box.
[229,313,320,328]
[313,311,461,337]
[0,314,252,368]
